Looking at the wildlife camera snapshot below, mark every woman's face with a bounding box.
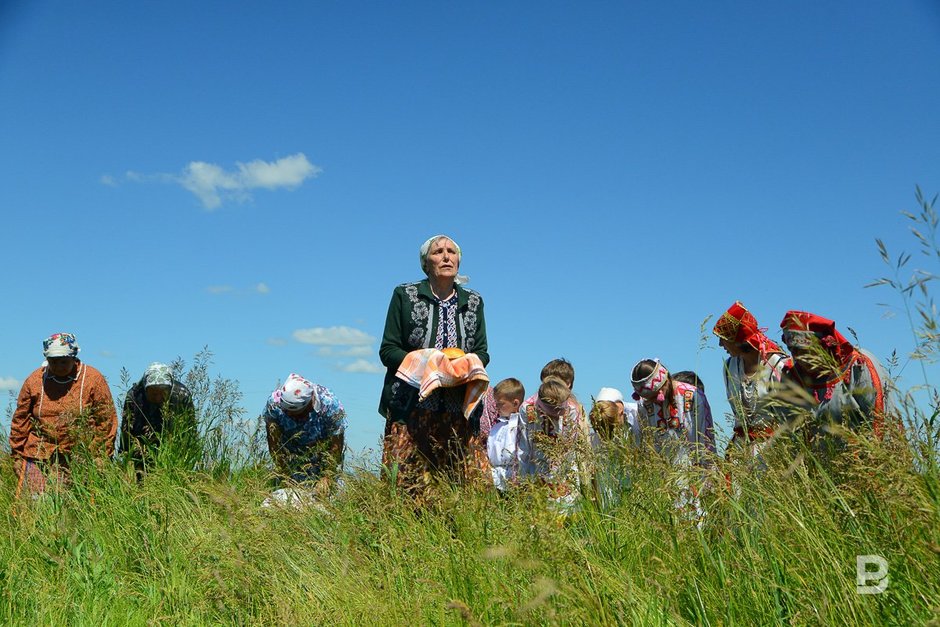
[719,337,743,357]
[424,238,459,281]
[47,357,77,378]
[284,401,312,420]
[789,345,832,378]
[145,385,171,405]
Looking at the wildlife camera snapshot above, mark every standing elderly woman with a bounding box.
[713,302,791,461]
[10,333,117,496]
[379,234,489,493]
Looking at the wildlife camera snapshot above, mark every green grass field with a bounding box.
[0,429,937,625]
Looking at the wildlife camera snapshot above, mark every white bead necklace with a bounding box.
[38,363,86,423]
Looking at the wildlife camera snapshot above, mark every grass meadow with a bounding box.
[0,415,938,625]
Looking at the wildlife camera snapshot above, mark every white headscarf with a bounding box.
[419,234,469,285]
[272,373,318,413]
[596,387,625,404]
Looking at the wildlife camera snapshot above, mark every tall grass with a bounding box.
[1,192,939,624]
[1,436,936,624]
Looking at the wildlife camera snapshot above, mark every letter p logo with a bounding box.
[856,555,888,594]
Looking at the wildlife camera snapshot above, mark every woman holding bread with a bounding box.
[378,235,489,494]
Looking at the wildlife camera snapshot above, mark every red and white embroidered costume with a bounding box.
[713,302,791,458]
[780,310,892,439]
[634,377,716,467]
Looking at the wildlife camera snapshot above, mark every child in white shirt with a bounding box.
[486,378,530,491]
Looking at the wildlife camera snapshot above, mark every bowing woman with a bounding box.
[10,333,117,496]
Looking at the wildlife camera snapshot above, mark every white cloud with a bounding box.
[207,285,234,294]
[179,162,241,208]
[100,174,117,187]
[237,154,318,189]
[255,282,270,294]
[179,153,320,209]
[318,346,374,357]
[266,337,288,347]
[293,326,375,346]
[338,359,384,374]
[0,377,20,391]
[123,153,320,209]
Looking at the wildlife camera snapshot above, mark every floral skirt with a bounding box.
[382,390,478,497]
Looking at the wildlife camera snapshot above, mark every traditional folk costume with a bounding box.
[632,361,715,466]
[379,236,489,496]
[779,311,892,443]
[263,373,346,484]
[713,302,791,460]
[520,393,592,503]
[632,360,715,519]
[10,333,117,496]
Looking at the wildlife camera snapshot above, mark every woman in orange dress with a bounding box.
[10,333,117,496]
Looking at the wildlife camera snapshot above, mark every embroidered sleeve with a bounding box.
[379,286,410,370]
[170,384,198,437]
[464,292,489,366]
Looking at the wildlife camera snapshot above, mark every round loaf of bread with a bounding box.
[441,347,466,360]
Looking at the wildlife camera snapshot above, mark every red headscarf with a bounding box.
[713,301,785,360]
[779,310,855,368]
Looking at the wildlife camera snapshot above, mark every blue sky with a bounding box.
[2,1,939,459]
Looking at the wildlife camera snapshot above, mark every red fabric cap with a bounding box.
[713,301,785,357]
[779,310,854,366]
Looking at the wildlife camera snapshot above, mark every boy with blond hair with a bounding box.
[487,378,529,490]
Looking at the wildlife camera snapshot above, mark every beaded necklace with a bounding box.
[38,363,87,423]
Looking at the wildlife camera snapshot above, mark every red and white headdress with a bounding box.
[713,301,785,359]
[779,310,855,367]
[631,359,669,400]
